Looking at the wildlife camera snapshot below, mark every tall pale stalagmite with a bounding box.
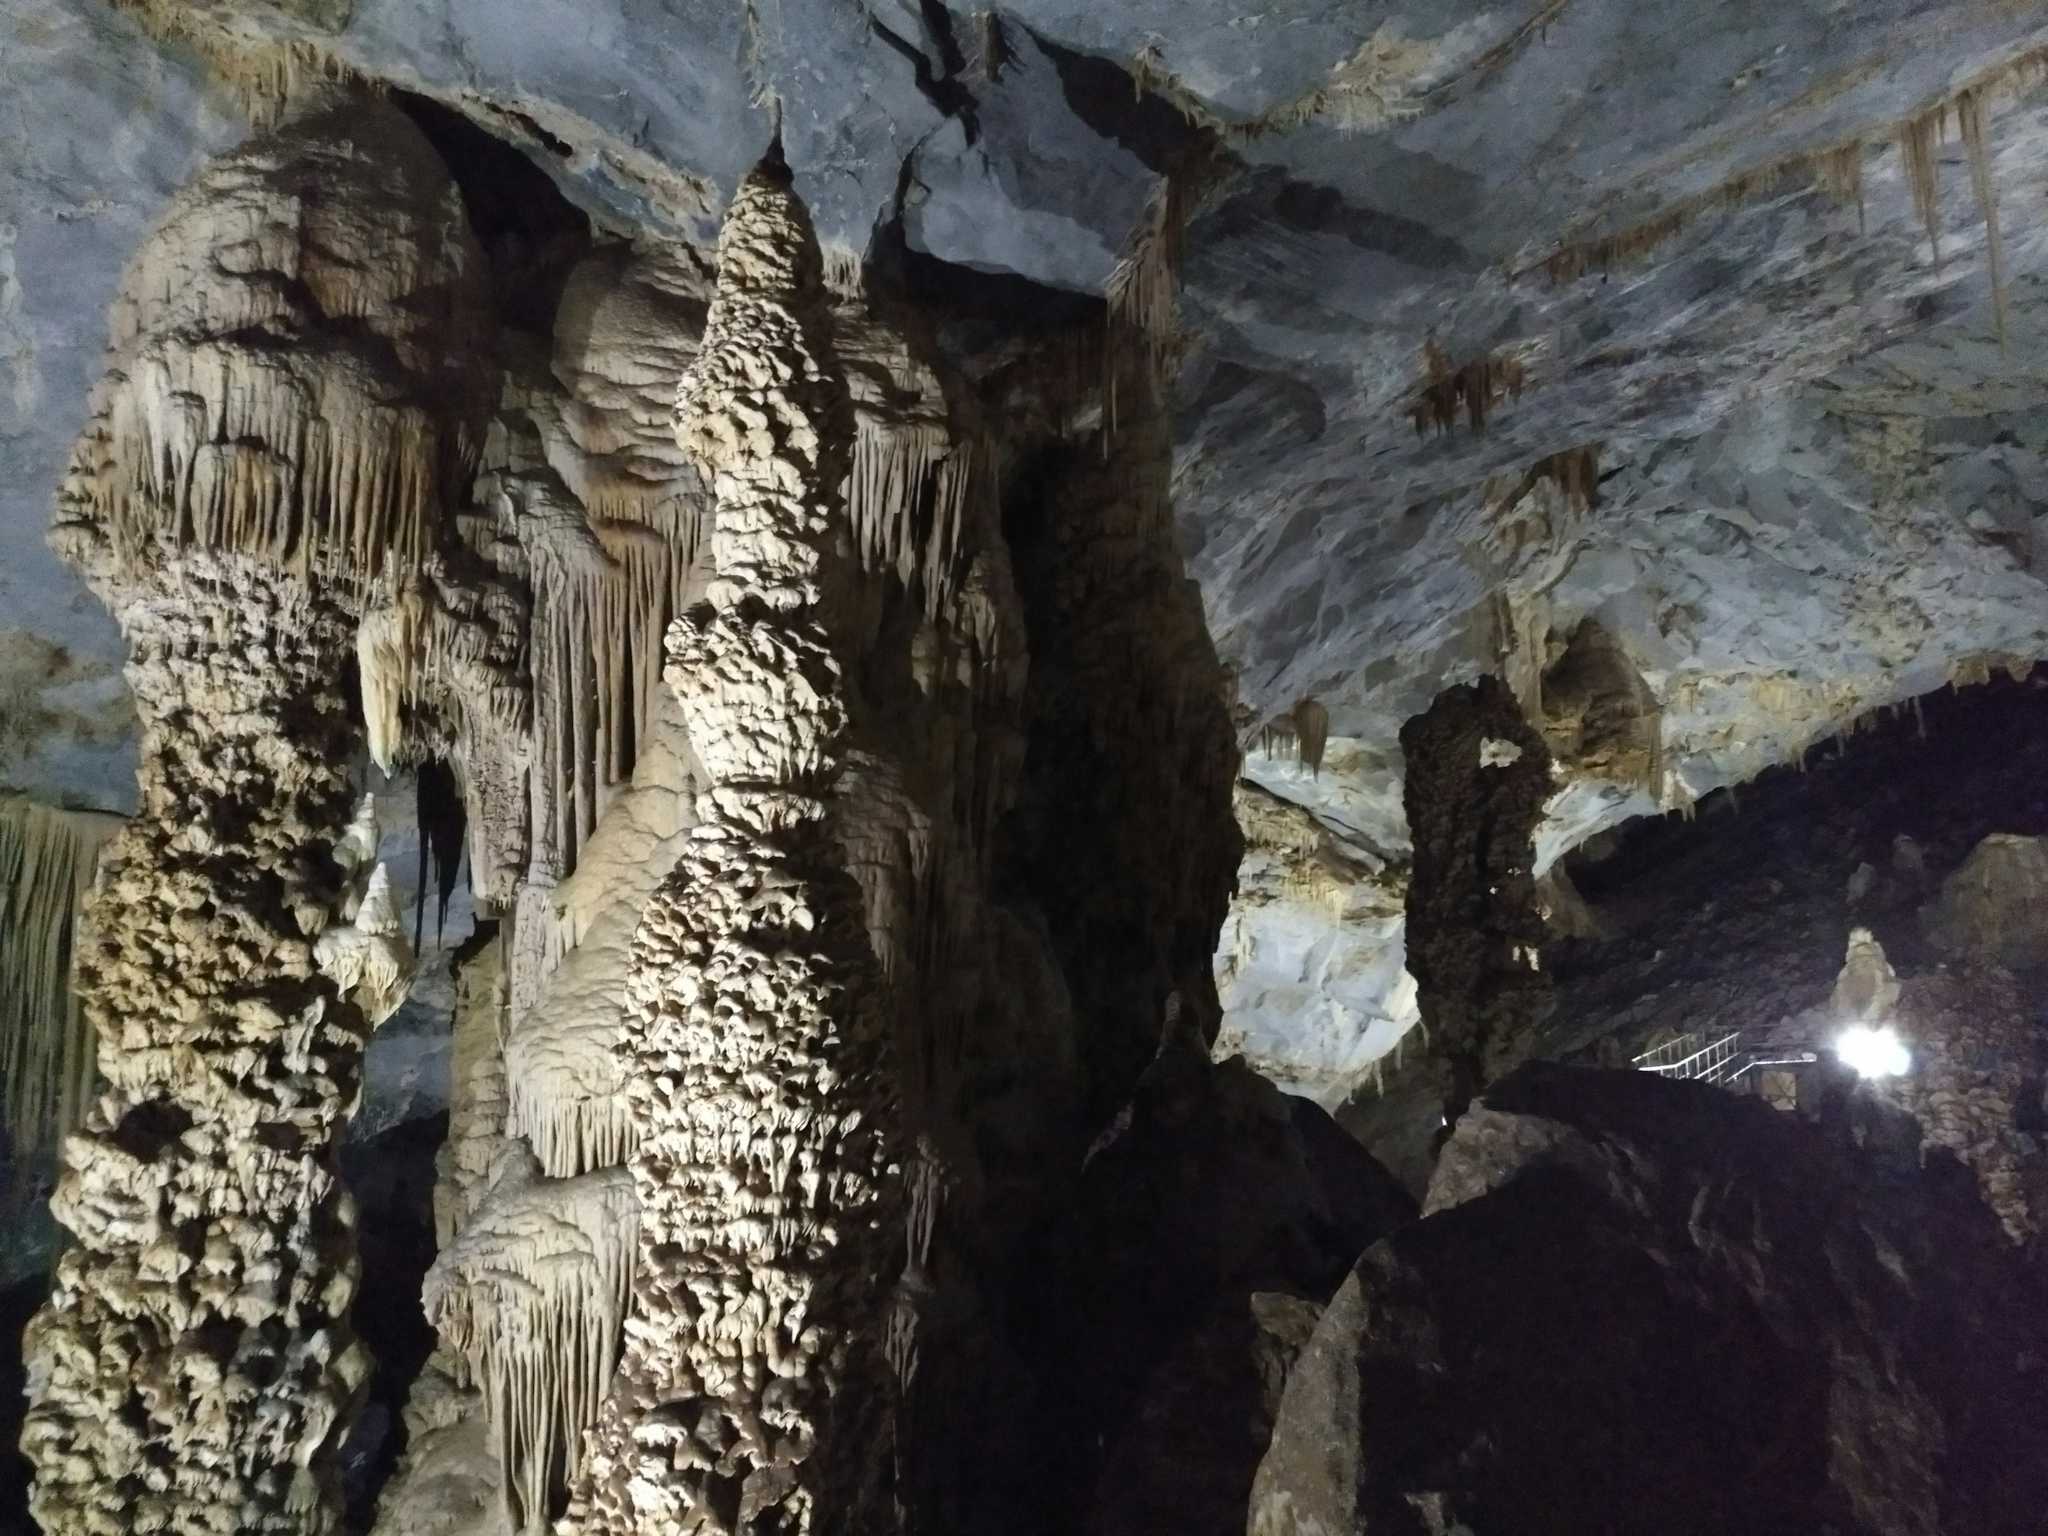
[561,154,900,1534]
[22,91,489,1535]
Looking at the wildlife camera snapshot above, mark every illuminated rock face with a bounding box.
[560,160,898,1536]
[23,557,373,1536]
[21,90,489,1536]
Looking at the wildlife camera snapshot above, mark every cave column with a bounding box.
[563,155,899,1535]
[1400,676,1555,1130]
[24,558,372,1534]
[20,90,490,1534]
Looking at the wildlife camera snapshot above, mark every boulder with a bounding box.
[1251,1063,2048,1536]
[1090,1291,1322,1536]
[1921,833,2048,971]
[1041,1031,1415,1534]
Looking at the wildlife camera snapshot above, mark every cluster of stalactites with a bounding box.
[22,554,378,1536]
[0,798,120,1158]
[356,554,534,778]
[422,1161,638,1535]
[1255,697,1332,777]
[560,156,900,1536]
[50,92,490,605]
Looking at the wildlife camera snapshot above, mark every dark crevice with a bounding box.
[867,7,981,142]
[389,90,594,337]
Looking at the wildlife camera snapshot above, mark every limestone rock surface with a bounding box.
[1252,1062,2048,1536]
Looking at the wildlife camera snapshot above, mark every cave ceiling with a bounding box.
[5,0,2048,1100]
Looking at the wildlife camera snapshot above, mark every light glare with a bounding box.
[1835,1023,1911,1079]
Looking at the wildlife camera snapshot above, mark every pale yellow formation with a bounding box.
[560,156,900,1536]
[23,90,489,1536]
[0,797,121,1157]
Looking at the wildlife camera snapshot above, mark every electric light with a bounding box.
[1835,1023,1911,1079]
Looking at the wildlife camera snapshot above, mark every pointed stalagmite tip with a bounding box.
[758,130,794,187]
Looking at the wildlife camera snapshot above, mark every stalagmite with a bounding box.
[561,152,901,1536]
[1831,926,1902,1023]
[22,559,379,1536]
[0,798,120,1158]
[22,89,488,1536]
[315,862,419,1028]
[1401,676,1554,1128]
[370,935,519,1536]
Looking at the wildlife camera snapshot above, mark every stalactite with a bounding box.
[843,423,992,616]
[360,584,434,774]
[354,556,533,785]
[1495,443,1602,514]
[508,241,715,889]
[49,94,489,597]
[1816,142,1867,233]
[1408,340,1525,437]
[561,153,901,1536]
[415,758,469,950]
[1531,43,2048,287]
[1538,618,1662,796]
[1106,166,1199,397]
[1294,698,1331,777]
[0,798,120,1157]
[423,1161,638,1536]
[514,452,702,888]
[1957,88,2009,349]
[1898,107,1944,269]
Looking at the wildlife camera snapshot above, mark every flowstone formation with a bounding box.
[560,157,899,1536]
[20,89,489,1535]
[0,798,121,1161]
[1400,676,1554,1127]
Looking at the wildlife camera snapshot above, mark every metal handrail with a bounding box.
[1633,1031,1743,1081]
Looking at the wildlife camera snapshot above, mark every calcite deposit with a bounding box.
[559,153,900,1536]
[20,88,491,1535]
[12,6,2048,1536]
